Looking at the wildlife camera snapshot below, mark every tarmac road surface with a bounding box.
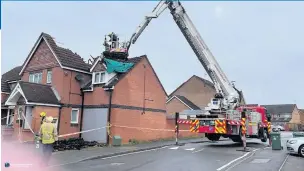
[47,139,270,171]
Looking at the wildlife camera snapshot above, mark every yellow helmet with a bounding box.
[40,112,46,117]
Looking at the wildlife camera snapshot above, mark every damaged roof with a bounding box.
[83,55,168,96]
[20,32,91,74]
[1,66,22,93]
[19,81,60,104]
[261,104,296,114]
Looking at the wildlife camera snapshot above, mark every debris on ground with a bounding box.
[53,138,106,152]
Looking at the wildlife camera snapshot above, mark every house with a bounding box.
[1,66,22,128]
[2,32,170,144]
[261,104,303,131]
[166,75,246,114]
[167,75,216,111]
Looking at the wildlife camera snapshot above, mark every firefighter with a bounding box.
[40,112,46,124]
[38,116,58,167]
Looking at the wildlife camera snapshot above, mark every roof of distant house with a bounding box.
[261,104,296,114]
[1,66,22,93]
[166,95,201,110]
[168,75,214,98]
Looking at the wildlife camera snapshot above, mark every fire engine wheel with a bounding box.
[261,130,268,143]
[231,136,242,143]
[206,134,221,141]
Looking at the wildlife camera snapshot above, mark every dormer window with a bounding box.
[93,72,106,84]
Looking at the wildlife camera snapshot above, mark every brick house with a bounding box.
[2,32,175,144]
[261,104,304,130]
[167,75,216,111]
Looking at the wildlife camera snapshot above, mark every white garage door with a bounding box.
[82,108,108,143]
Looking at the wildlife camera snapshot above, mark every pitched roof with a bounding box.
[168,75,214,98]
[261,104,296,114]
[20,32,91,75]
[18,81,60,104]
[84,55,168,96]
[1,66,22,93]
[172,95,201,110]
[271,118,292,122]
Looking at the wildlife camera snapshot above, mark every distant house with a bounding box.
[261,104,302,127]
[2,32,172,144]
[167,75,216,110]
[166,75,246,116]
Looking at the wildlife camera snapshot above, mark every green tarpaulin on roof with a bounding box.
[104,58,134,74]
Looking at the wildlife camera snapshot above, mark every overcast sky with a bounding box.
[2,1,304,108]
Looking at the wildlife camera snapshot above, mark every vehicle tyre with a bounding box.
[299,145,304,157]
[278,128,281,131]
[206,133,221,141]
[261,130,267,142]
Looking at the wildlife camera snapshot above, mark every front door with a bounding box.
[24,107,33,130]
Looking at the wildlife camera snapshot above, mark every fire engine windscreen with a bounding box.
[104,58,134,74]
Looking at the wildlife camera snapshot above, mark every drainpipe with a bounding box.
[57,106,62,134]
[104,86,114,145]
[79,90,85,138]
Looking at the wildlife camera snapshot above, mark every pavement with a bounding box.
[2,131,303,171]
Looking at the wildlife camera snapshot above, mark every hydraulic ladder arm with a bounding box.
[126,0,241,111]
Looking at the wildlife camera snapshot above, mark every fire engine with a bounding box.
[105,0,272,142]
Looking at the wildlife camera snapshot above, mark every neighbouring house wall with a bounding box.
[83,87,109,105]
[170,76,216,109]
[58,107,82,140]
[289,107,301,124]
[166,98,190,115]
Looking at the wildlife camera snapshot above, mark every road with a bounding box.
[48,131,302,171]
[4,132,303,171]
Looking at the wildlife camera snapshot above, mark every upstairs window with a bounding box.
[29,72,42,83]
[93,72,106,84]
[47,70,52,84]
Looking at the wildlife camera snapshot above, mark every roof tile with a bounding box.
[1,66,22,93]
[175,95,200,110]
[19,81,59,104]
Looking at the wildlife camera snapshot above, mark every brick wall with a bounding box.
[290,106,302,124]
[166,97,190,115]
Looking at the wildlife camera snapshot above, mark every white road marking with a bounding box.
[224,149,260,171]
[185,148,195,151]
[169,147,179,150]
[47,146,169,168]
[216,152,251,171]
[192,148,204,153]
[278,154,289,171]
[110,163,125,166]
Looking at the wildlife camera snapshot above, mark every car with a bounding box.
[286,137,304,157]
[272,125,285,131]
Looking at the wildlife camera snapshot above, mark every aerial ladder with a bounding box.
[105,0,271,142]
[125,0,242,113]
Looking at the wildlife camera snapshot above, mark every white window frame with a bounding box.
[46,70,52,84]
[29,72,42,83]
[92,72,106,84]
[70,108,79,124]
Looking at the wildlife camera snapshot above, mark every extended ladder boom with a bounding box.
[126,0,240,111]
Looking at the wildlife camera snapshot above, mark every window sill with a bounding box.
[70,123,79,127]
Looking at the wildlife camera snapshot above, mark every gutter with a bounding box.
[79,90,85,138]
